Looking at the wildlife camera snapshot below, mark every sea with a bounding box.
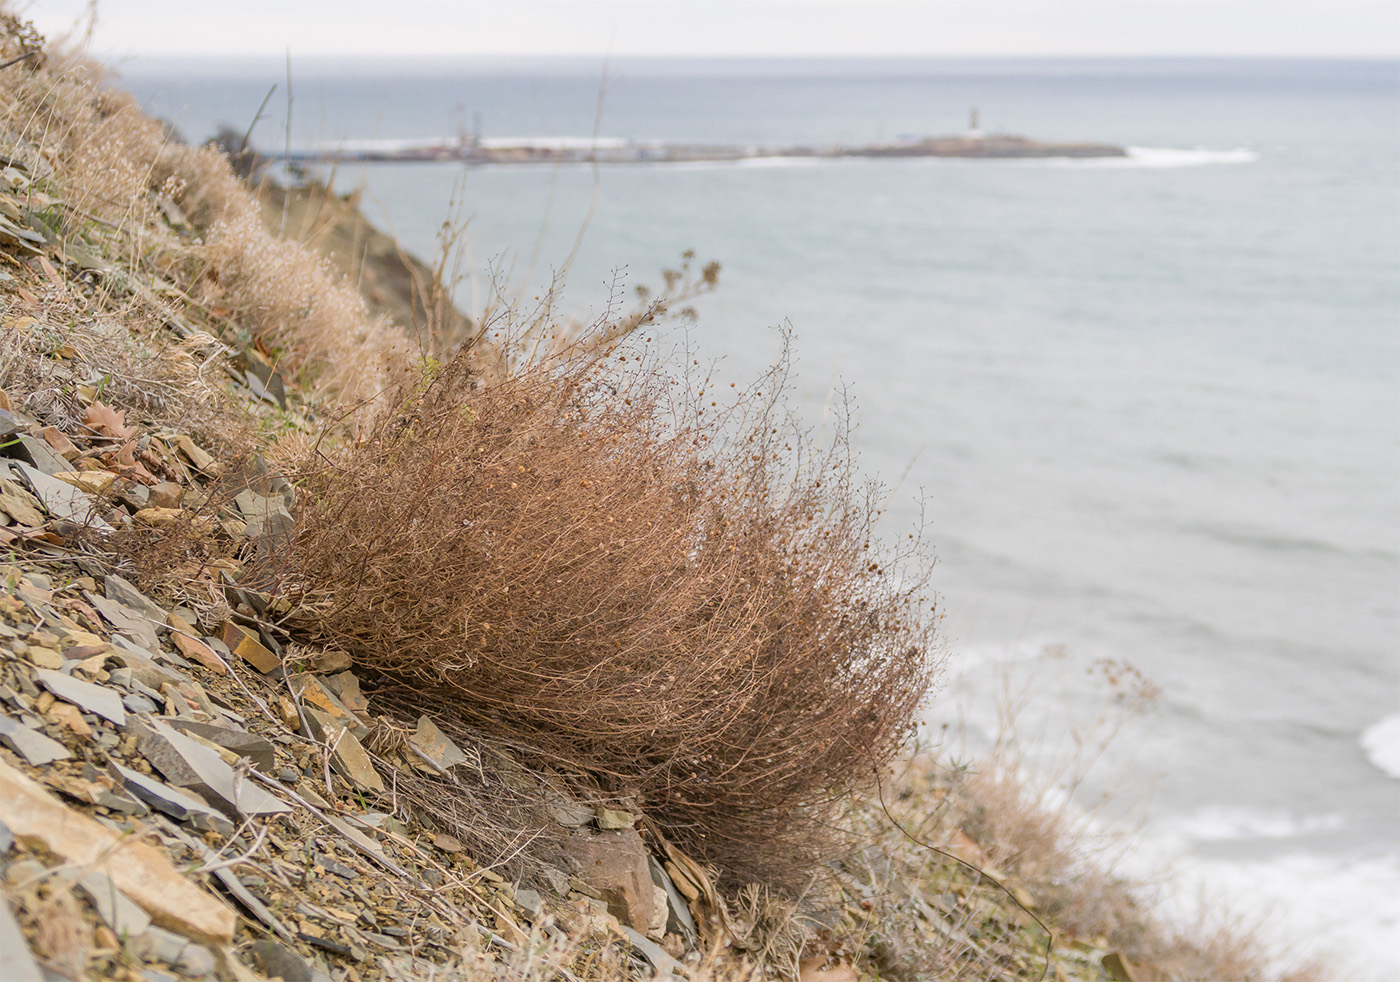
[116,56,1399,978]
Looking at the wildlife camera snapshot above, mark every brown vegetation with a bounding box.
[274,335,940,884]
[0,26,411,420]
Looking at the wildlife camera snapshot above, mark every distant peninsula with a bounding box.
[269,121,1127,166]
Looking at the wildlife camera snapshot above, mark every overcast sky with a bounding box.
[23,0,1400,59]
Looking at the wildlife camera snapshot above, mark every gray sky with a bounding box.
[23,0,1400,58]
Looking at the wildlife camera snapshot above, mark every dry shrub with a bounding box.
[278,333,940,883]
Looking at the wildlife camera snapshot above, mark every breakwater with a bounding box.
[267,131,1127,165]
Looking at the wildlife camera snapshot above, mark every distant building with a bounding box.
[966,107,984,140]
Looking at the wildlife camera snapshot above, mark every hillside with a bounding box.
[0,14,1320,982]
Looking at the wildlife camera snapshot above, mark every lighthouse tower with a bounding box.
[966,107,985,140]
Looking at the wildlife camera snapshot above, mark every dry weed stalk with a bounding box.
[275,329,939,884]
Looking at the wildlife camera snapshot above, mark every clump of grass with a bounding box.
[0,15,412,417]
[273,329,940,885]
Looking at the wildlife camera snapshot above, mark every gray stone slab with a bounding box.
[411,716,467,770]
[123,693,158,714]
[302,709,383,794]
[130,718,289,818]
[103,574,167,625]
[233,491,294,548]
[75,869,152,938]
[84,593,161,652]
[33,669,126,726]
[77,763,149,817]
[13,434,71,476]
[0,407,26,439]
[105,642,184,691]
[620,925,685,977]
[650,856,698,941]
[111,764,234,837]
[0,713,71,765]
[0,887,43,982]
[8,460,111,529]
[165,719,275,772]
[134,925,187,965]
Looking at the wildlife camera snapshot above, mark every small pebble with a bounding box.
[277,767,299,784]
[175,943,215,979]
[136,925,187,965]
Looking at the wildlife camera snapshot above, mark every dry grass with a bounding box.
[268,331,940,886]
[827,657,1334,982]
[0,16,412,421]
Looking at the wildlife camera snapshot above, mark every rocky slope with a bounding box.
[0,15,1312,982]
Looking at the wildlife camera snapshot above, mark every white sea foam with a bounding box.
[1361,713,1400,779]
[1147,849,1400,982]
[1036,145,1260,168]
[1170,806,1346,841]
[1090,806,1400,981]
[1127,146,1260,166]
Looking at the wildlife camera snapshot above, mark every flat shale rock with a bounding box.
[75,868,153,937]
[320,670,367,713]
[34,668,126,725]
[308,649,352,674]
[104,573,168,624]
[0,887,43,982]
[11,435,73,478]
[147,482,184,509]
[595,805,637,830]
[0,712,71,764]
[0,757,236,944]
[112,763,234,836]
[291,675,363,735]
[220,622,280,674]
[411,715,467,770]
[166,718,276,771]
[170,630,227,675]
[85,591,161,652]
[129,717,290,818]
[8,460,111,529]
[303,708,384,794]
[233,490,295,547]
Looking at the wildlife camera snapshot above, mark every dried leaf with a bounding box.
[116,440,157,483]
[84,400,137,440]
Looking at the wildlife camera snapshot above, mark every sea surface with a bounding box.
[120,56,1400,977]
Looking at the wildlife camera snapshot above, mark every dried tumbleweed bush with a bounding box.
[281,333,940,883]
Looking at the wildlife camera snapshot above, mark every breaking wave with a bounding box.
[1361,713,1400,779]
